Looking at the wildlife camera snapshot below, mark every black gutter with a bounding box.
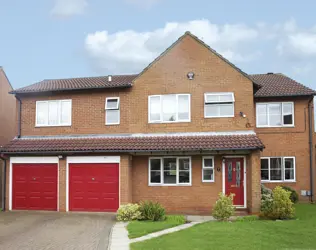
[16,95,22,138]
[0,155,6,211]
[308,98,314,202]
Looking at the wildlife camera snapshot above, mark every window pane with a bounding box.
[163,158,176,184]
[106,99,119,109]
[205,94,219,102]
[270,169,282,180]
[219,104,234,116]
[283,114,293,125]
[162,95,177,121]
[149,96,161,121]
[178,95,189,121]
[106,110,119,124]
[36,102,48,125]
[48,101,59,125]
[258,114,268,126]
[261,170,269,180]
[204,158,213,168]
[284,158,294,169]
[61,101,71,125]
[219,93,234,102]
[257,104,267,114]
[179,158,190,170]
[270,158,282,169]
[150,159,161,171]
[163,171,176,184]
[261,159,269,170]
[283,103,293,114]
[283,103,293,125]
[285,169,294,180]
[203,169,214,181]
[164,158,176,171]
[150,171,161,183]
[179,171,190,183]
[269,104,281,126]
[205,104,219,117]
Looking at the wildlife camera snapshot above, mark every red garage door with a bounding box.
[12,163,58,211]
[69,163,119,212]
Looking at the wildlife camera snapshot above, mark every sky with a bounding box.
[1,0,316,91]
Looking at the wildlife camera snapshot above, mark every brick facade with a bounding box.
[3,33,315,214]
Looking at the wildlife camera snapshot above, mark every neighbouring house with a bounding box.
[1,32,315,214]
[0,67,16,210]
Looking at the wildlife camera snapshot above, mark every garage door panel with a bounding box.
[69,163,119,212]
[12,163,58,211]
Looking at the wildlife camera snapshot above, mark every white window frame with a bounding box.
[148,156,192,186]
[148,94,191,123]
[261,156,296,183]
[204,92,235,118]
[202,156,215,182]
[256,102,294,128]
[35,99,72,127]
[105,97,120,125]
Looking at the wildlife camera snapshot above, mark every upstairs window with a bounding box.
[148,94,190,123]
[261,157,295,182]
[204,93,235,118]
[36,100,72,127]
[256,102,294,127]
[105,97,120,125]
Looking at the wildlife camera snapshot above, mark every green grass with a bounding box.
[131,204,316,250]
[127,215,186,239]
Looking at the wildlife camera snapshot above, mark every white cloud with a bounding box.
[85,19,259,74]
[51,0,88,18]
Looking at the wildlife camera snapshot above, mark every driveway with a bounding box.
[0,211,115,250]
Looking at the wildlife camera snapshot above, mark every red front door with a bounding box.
[12,163,58,211]
[69,163,119,212]
[225,158,244,206]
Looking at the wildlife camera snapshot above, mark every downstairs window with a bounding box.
[149,157,191,185]
[261,157,295,182]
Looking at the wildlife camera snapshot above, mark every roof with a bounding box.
[10,74,138,94]
[0,132,264,154]
[250,73,316,97]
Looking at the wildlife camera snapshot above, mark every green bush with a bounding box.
[139,201,166,221]
[212,193,235,221]
[117,204,142,221]
[281,186,299,204]
[261,184,272,196]
[260,186,295,220]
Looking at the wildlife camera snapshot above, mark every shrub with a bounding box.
[261,184,272,196]
[212,193,235,221]
[281,186,299,204]
[116,204,142,221]
[260,186,295,220]
[139,201,166,221]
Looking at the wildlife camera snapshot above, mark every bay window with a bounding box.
[261,157,295,182]
[36,100,72,126]
[149,157,191,185]
[148,94,190,123]
[256,102,294,127]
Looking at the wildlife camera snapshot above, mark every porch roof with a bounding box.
[0,132,264,155]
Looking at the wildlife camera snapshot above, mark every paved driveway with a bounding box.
[0,211,115,250]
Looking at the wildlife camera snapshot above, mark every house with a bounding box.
[0,67,16,210]
[0,32,315,214]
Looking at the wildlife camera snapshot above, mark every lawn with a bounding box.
[131,204,316,250]
[127,215,186,239]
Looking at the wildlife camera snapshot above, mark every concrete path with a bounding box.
[108,216,215,250]
[0,211,115,250]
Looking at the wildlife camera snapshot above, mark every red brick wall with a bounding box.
[255,98,314,201]
[18,35,255,136]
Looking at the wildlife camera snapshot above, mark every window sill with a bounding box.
[149,183,192,187]
[204,115,234,118]
[149,120,191,124]
[202,180,215,183]
[105,123,120,126]
[256,125,295,128]
[261,180,296,183]
[35,125,71,128]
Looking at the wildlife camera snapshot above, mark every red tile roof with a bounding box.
[251,73,316,97]
[0,134,264,154]
[10,74,138,94]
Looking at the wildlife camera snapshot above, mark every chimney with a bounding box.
[108,75,112,82]
[267,72,274,75]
